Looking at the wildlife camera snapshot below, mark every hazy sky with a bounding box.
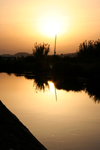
[0,0,100,54]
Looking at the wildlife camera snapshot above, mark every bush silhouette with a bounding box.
[33,43,50,60]
[78,39,100,58]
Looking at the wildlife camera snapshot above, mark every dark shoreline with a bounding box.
[0,100,47,150]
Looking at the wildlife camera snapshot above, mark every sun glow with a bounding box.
[43,19,62,36]
[37,16,68,37]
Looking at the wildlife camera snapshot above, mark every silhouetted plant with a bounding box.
[33,43,50,60]
[78,39,100,58]
[33,74,49,92]
[32,43,50,74]
[85,81,100,103]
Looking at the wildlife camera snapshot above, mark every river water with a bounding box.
[0,73,100,150]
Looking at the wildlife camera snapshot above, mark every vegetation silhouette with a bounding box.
[1,39,100,80]
[85,81,100,103]
[33,43,50,59]
[32,43,50,74]
[78,39,100,58]
[33,74,50,92]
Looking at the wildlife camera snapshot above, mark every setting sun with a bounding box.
[37,16,68,37]
[42,19,62,37]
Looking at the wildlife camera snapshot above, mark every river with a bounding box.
[0,73,100,150]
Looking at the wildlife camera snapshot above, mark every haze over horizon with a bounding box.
[0,0,100,55]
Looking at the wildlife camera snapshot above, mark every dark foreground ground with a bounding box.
[0,100,47,150]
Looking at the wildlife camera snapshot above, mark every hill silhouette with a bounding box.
[0,52,32,58]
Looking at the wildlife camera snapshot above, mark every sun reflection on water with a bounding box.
[48,81,55,92]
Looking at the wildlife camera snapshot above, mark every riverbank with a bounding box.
[0,100,47,150]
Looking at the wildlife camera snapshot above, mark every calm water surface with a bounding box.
[0,73,100,150]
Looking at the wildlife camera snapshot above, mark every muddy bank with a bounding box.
[0,100,47,150]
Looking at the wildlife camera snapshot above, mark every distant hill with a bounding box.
[1,52,32,58]
[14,52,32,57]
[0,54,13,57]
[0,52,78,58]
[60,52,78,57]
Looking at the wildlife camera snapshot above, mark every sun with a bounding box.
[37,16,67,37]
[43,19,62,37]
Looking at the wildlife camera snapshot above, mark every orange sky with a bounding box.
[0,0,100,54]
